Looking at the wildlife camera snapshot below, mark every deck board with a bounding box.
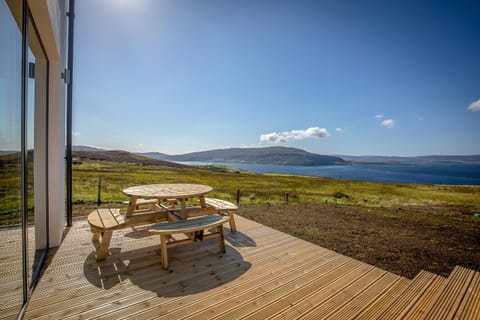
[422,266,480,320]
[376,270,444,320]
[8,215,472,319]
[100,246,332,320]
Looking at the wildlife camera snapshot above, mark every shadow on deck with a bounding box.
[4,215,477,319]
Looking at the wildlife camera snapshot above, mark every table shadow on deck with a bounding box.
[83,240,251,295]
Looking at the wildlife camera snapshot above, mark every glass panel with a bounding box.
[26,46,35,287]
[0,0,24,316]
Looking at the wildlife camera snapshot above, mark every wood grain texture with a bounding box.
[123,183,213,199]
[14,215,479,320]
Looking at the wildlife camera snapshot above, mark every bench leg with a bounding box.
[92,231,100,242]
[160,235,169,269]
[218,225,226,254]
[227,211,237,233]
[96,231,113,261]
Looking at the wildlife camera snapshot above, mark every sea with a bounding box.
[179,161,480,186]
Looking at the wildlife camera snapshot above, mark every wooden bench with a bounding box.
[205,198,238,232]
[149,214,230,269]
[88,208,127,260]
[88,208,168,261]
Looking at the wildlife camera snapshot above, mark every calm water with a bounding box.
[180,161,480,185]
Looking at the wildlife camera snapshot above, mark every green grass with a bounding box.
[70,159,480,208]
[1,158,479,225]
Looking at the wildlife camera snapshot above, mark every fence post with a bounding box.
[236,189,240,204]
[97,176,102,206]
[285,192,289,204]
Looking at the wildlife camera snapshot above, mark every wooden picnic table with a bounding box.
[122,183,214,218]
[89,184,238,262]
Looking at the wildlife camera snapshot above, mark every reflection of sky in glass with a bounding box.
[0,1,22,151]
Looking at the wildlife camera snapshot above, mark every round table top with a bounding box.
[123,183,213,199]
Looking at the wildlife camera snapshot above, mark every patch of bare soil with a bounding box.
[237,203,480,279]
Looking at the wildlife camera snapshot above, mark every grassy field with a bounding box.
[3,158,478,277]
[70,159,480,210]
[68,159,480,278]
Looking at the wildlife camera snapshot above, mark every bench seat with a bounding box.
[88,208,168,261]
[205,198,238,232]
[149,214,230,269]
[88,208,126,260]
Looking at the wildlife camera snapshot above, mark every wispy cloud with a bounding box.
[467,98,480,112]
[381,119,395,128]
[335,128,344,133]
[260,127,330,143]
[375,114,383,119]
[73,131,80,137]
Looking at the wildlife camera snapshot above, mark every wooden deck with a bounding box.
[3,215,478,319]
[0,225,46,320]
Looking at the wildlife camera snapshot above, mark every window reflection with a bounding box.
[0,0,24,314]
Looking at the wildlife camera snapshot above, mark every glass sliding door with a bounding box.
[0,0,24,316]
[26,44,36,289]
[0,1,50,317]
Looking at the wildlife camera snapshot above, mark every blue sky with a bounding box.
[73,0,480,156]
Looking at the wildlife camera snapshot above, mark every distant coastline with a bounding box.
[65,145,480,166]
[177,161,480,186]
[134,146,480,166]
[5,146,475,186]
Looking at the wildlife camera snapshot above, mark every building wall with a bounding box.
[29,0,67,247]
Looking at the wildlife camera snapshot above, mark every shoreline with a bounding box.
[182,161,480,186]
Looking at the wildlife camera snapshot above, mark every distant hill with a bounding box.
[0,150,17,156]
[71,146,480,166]
[416,155,480,163]
[137,152,170,161]
[72,145,105,152]
[161,147,345,166]
[0,151,21,165]
[73,150,189,168]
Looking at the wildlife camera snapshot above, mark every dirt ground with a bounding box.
[237,203,480,279]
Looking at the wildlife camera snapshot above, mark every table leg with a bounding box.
[180,198,187,211]
[218,225,226,254]
[126,196,137,217]
[199,195,207,208]
[160,234,169,269]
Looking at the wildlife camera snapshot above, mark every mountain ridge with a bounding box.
[72,150,188,168]
[139,146,344,166]
[71,145,480,165]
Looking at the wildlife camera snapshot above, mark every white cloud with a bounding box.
[73,131,80,137]
[381,119,395,128]
[335,128,344,132]
[467,98,480,112]
[260,127,330,143]
[375,114,383,119]
[260,132,287,143]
